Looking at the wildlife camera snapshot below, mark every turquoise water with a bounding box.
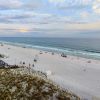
[0,37,100,60]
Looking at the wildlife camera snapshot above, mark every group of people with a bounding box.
[19,61,35,68]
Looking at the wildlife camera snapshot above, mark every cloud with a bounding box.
[0,21,99,33]
[0,0,44,10]
[0,21,100,37]
[82,0,92,5]
[92,0,100,14]
[22,0,45,10]
[49,0,65,4]
[0,0,22,9]
[18,28,29,33]
[80,11,89,18]
[0,0,99,37]
[49,0,92,5]
[50,0,93,10]
[0,11,52,24]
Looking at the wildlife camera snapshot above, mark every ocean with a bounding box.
[0,37,100,60]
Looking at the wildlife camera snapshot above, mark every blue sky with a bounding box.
[0,0,100,37]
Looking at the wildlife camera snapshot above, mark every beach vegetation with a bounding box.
[0,54,5,58]
[0,67,80,100]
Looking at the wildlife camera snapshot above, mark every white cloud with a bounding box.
[49,0,93,10]
[0,0,22,9]
[82,0,92,5]
[49,0,92,5]
[0,0,99,37]
[0,20,100,37]
[49,0,65,4]
[80,11,89,18]
[0,11,52,24]
[0,0,44,10]
[23,0,44,10]
[92,0,100,14]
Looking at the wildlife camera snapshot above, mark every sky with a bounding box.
[0,0,100,37]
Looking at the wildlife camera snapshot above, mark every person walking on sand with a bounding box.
[20,61,22,65]
[32,64,34,67]
[34,55,39,62]
[29,63,31,67]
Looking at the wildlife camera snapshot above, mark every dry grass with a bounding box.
[0,68,80,100]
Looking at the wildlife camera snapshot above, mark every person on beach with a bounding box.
[32,64,34,67]
[34,55,39,62]
[23,62,25,65]
[20,61,22,65]
[29,63,31,67]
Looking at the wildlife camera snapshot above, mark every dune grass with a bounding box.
[0,68,80,100]
[0,54,5,58]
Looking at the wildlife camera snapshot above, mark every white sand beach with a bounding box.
[0,44,100,100]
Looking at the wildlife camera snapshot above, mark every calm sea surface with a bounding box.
[0,37,100,60]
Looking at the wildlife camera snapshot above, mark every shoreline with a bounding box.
[0,43,100,99]
[0,41,100,61]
